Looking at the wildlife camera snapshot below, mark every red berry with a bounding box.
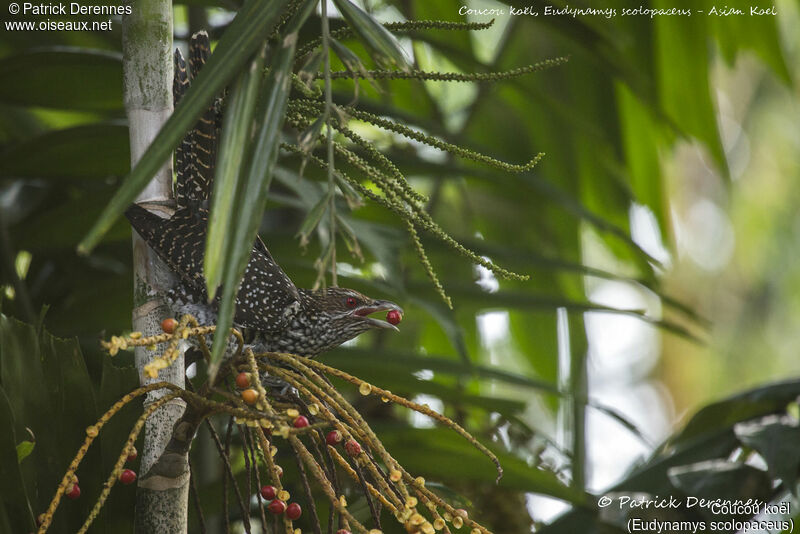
[386,310,402,325]
[293,416,309,428]
[337,530,351,534]
[126,446,137,463]
[344,439,361,456]
[268,499,286,515]
[286,502,302,520]
[260,485,277,500]
[119,469,137,485]
[161,318,178,334]
[66,484,81,500]
[235,372,251,389]
[326,430,342,445]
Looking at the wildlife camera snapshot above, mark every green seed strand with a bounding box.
[324,57,568,82]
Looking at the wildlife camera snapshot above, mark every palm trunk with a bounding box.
[122,1,190,532]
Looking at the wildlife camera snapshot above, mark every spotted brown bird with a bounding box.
[126,32,402,358]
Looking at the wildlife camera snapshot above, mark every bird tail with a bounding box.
[174,31,221,208]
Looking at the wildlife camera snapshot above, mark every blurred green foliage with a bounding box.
[0,0,797,532]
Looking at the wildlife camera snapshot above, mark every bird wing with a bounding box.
[126,204,301,332]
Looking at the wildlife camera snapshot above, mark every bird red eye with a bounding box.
[346,296,357,308]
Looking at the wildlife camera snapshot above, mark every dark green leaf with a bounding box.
[735,416,800,492]
[0,386,34,531]
[208,1,313,377]
[0,122,129,180]
[653,0,726,174]
[672,379,800,446]
[668,460,772,505]
[296,190,331,245]
[376,426,586,504]
[0,48,123,111]
[205,46,269,298]
[330,37,370,79]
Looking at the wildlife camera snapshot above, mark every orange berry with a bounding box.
[161,318,178,334]
[241,389,258,405]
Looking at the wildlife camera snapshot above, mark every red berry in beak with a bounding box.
[386,310,402,325]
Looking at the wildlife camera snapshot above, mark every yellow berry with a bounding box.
[405,496,418,508]
[278,490,290,501]
[390,469,402,482]
[86,426,99,437]
[453,517,463,529]
[359,383,372,395]
[286,408,300,418]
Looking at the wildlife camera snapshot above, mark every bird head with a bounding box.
[294,287,403,355]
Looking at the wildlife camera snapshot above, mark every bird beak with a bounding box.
[353,299,403,331]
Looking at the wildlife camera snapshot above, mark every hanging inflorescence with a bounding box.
[39,318,502,534]
[281,17,567,306]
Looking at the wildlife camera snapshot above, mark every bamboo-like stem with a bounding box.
[321,0,337,287]
[122,1,188,532]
